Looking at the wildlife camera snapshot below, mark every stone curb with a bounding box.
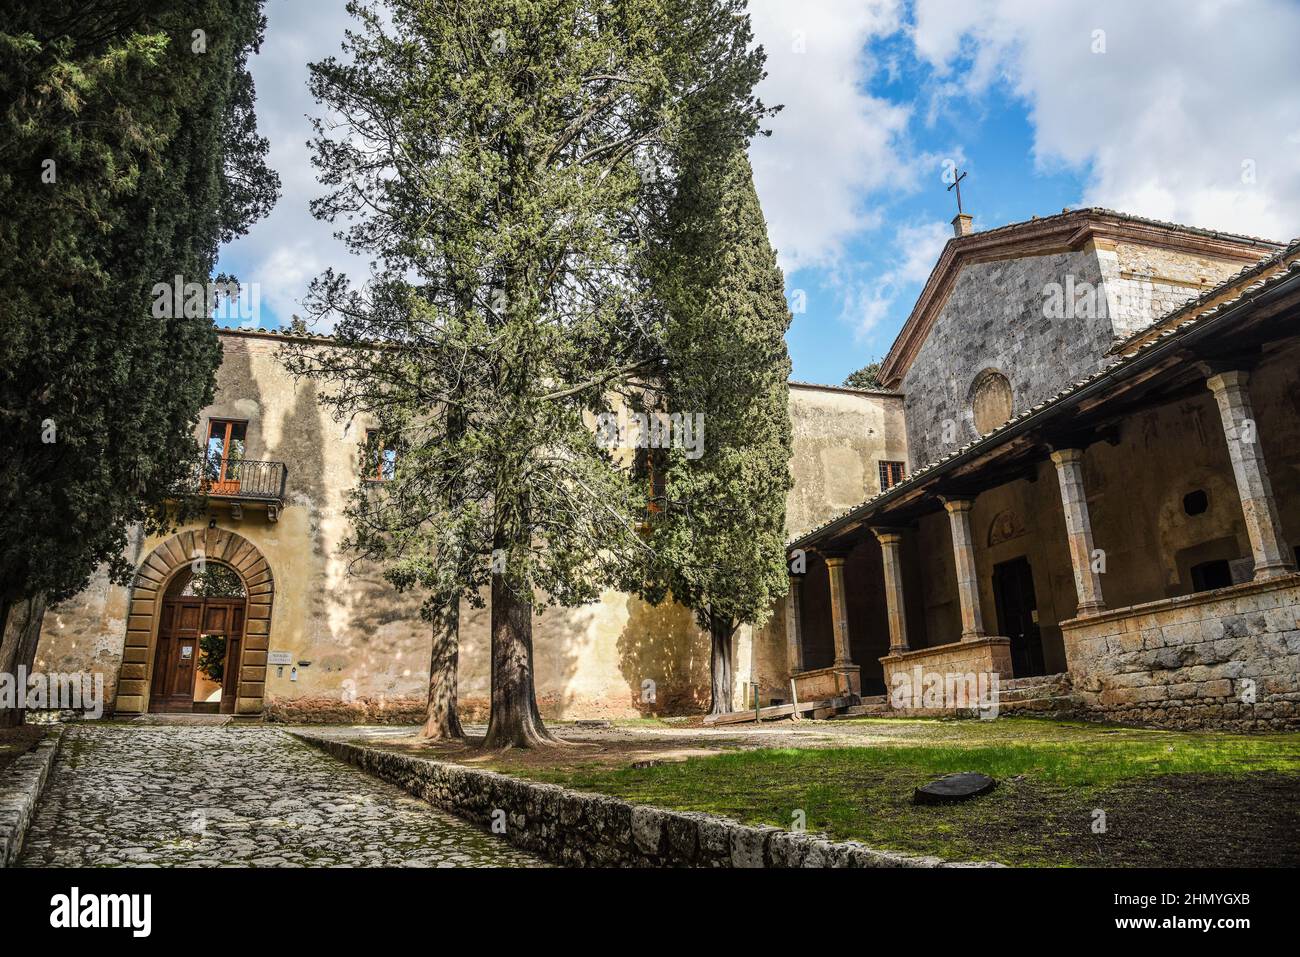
[0,726,66,868]
[290,731,1002,869]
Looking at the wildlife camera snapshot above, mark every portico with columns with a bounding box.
[781,249,1300,728]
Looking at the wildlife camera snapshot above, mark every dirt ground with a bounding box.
[0,725,44,774]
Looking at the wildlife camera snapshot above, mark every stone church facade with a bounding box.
[33,208,1300,730]
[778,209,1300,730]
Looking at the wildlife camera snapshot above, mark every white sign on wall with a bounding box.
[268,651,293,666]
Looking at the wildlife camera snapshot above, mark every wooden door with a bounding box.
[993,557,1045,677]
[203,599,246,715]
[149,598,203,713]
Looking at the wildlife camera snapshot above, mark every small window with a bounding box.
[365,430,398,481]
[205,419,247,485]
[1183,490,1209,516]
[879,460,906,491]
[970,369,1013,435]
[1190,559,1233,592]
[634,446,667,513]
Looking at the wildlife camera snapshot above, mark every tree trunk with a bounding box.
[708,611,735,716]
[0,592,48,728]
[420,597,464,740]
[483,571,558,749]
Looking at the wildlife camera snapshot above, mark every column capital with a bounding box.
[1205,368,1251,394]
[939,495,975,514]
[823,554,847,568]
[871,527,905,547]
[1049,447,1085,467]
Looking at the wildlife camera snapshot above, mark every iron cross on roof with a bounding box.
[947,167,968,215]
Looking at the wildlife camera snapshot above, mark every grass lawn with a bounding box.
[371,717,1300,867]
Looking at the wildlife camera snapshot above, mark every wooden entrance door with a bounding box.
[149,597,247,714]
[993,557,1045,677]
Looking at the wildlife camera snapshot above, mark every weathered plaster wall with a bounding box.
[747,385,906,706]
[785,385,906,540]
[1097,240,1252,339]
[38,338,898,719]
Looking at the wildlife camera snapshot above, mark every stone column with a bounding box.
[1206,370,1296,579]
[940,498,987,641]
[872,529,910,653]
[785,576,804,675]
[823,555,861,698]
[1050,448,1107,616]
[825,556,853,667]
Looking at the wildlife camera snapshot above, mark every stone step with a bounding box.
[996,694,1082,713]
[999,672,1072,692]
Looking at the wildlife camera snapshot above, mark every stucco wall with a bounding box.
[750,384,906,705]
[1097,240,1252,339]
[36,337,902,719]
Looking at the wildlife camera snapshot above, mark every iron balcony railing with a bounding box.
[186,454,288,502]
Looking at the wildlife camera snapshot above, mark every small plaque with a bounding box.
[180,645,193,660]
[268,651,293,666]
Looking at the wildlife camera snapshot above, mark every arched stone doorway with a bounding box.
[113,528,274,716]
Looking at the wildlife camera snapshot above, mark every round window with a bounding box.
[970,370,1013,435]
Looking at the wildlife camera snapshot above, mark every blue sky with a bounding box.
[217,0,1300,387]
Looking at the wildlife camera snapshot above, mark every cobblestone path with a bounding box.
[19,725,544,867]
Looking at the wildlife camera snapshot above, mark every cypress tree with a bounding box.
[0,0,279,723]
[647,148,793,715]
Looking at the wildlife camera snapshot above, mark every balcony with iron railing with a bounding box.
[180,453,289,519]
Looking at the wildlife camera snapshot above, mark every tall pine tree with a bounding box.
[285,0,770,746]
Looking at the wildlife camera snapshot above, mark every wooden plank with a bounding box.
[703,697,841,726]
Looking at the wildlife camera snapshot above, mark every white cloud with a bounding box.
[911,0,1300,241]
[747,0,916,273]
[220,0,365,329]
[840,219,951,339]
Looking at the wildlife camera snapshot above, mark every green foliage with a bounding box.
[642,148,793,636]
[843,361,883,390]
[0,1,279,607]
[197,632,227,683]
[285,0,772,620]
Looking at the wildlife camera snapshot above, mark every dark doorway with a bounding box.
[149,564,247,714]
[993,557,1045,677]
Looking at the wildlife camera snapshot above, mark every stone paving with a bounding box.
[18,724,545,867]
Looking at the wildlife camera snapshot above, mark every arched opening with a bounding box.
[149,561,248,714]
[113,528,274,717]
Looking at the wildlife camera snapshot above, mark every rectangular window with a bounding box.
[633,447,666,515]
[879,460,906,491]
[206,420,247,487]
[365,430,398,481]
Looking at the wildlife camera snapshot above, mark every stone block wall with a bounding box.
[1062,574,1300,730]
[292,731,998,868]
[901,249,1113,467]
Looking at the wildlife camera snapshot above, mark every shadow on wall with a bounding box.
[616,595,710,716]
